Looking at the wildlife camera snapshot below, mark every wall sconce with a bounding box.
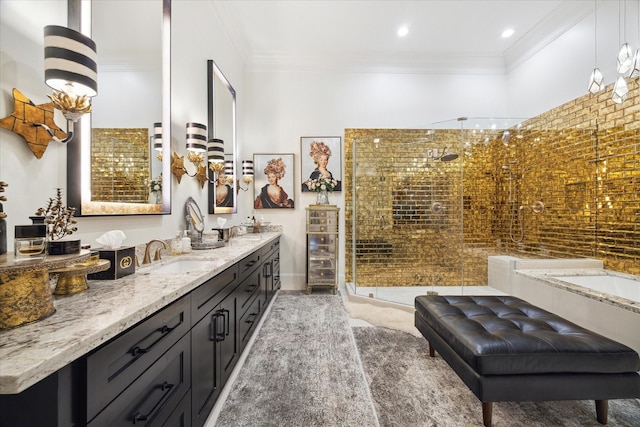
[224,160,235,184]
[43,25,98,143]
[0,26,97,158]
[237,160,254,193]
[207,138,225,175]
[171,122,209,187]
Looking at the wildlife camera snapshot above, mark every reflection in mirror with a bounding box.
[67,0,171,215]
[207,60,237,214]
[185,196,204,241]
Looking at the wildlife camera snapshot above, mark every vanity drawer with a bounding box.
[86,295,190,422]
[238,250,262,282]
[237,267,261,316]
[88,333,191,427]
[239,294,261,351]
[261,237,280,259]
[159,391,191,427]
[191,264,238,324]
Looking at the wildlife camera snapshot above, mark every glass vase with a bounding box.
[316,190,330,205]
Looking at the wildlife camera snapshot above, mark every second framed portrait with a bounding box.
[253,154,295,209]
[301,137,342,192]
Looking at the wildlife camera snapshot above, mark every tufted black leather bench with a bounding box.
[414,295,640,426]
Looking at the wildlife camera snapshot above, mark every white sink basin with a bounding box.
[238,235,263,241]
[147,260,210,274]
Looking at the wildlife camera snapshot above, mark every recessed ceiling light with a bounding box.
[397,26,409,37]
[501,28,514,38]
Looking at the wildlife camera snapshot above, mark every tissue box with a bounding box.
[88,246,135,280]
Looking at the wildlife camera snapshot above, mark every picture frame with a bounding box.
[300,136,342,192]
[208,153,237,214]
[253,153,295,209]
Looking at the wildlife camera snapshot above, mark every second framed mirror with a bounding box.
[207,60,237,214]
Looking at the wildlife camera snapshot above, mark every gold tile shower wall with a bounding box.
[509,79,640,274]
[346,80,640,290]
[91,128,150,204]
[345,129,465,288]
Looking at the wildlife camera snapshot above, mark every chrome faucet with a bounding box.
[142,239,170,265]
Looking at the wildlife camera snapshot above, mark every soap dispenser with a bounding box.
[181,230,192,254]
[170,232,183,255]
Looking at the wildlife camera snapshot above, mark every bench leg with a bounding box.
[482,402,492,426]
[595,400,608,424]
[428,342,435,357]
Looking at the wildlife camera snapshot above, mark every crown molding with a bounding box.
[504,0,593,72]
[245,52,507,75]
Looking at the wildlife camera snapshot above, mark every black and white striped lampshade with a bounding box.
[186,122,207,153]
[207,138,225,163]
[242,160,254,177]
[44,25,97,97]
[224,160,234,177]
[153,122,162,151]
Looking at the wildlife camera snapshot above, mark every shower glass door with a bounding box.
[345,119,526,306]
[345,128,463,305]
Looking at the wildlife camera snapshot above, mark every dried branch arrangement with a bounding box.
[35,188,78,240]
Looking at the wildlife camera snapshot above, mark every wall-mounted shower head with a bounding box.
[440,149,459,162]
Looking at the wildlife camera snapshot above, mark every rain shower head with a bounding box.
[440,149,459,162]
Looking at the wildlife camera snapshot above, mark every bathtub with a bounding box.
[488,257,640,357]
[548,274,640,303]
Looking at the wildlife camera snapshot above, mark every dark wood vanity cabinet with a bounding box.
[191,265,239,427]
[0,238,280,427]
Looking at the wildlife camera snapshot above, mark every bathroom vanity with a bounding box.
[0,232,281,427]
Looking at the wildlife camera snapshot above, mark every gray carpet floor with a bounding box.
[215,292,640,426]
[354,326,640,427]
[214,292,379,426]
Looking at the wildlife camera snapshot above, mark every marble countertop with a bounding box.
[0,232,281,394]
[515,268,640,315]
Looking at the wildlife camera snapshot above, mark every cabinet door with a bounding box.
[218,292,237,387]
[191,291,237,427]
[191,309,222,427]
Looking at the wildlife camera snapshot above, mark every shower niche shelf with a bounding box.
[305,205,339,294]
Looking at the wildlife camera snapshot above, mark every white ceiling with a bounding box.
[212,0,594,74]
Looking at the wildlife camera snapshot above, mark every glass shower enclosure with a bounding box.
[345,118,527,305]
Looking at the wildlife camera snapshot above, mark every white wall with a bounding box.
[507,0,630,117]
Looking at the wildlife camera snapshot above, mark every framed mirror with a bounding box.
[67,0,171,215]
[207,59,237,214]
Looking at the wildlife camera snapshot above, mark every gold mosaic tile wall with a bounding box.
[345,80,639,289]
[345,129,466,289]
[91,128,150,203]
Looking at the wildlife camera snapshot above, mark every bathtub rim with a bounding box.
[515,268,640,315]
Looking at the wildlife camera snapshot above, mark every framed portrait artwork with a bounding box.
[253,154,295,209]
[208,153,236,214]
[300,137,342,192]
